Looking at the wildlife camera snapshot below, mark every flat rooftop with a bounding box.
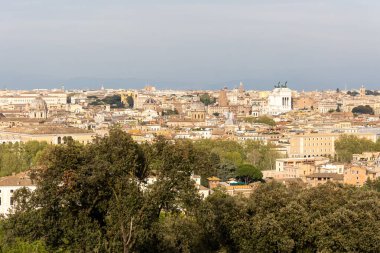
[1,126,92,135]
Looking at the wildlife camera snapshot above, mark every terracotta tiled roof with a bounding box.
[207,176,221,181]
[306,173,344,180]
[0,172,35,187]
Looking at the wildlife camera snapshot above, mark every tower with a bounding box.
[360,85,366,97]
[218,87,229,107]
[238,82,245,93]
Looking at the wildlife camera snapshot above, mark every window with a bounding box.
[10,197,14,206]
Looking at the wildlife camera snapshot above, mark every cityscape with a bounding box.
[1,1,380,252]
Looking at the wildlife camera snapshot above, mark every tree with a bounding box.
[365,178,380,192]
[4,136,380,253]
[162,109,179,116]
[335,135,378,162]
[255,116,276,126]
[217,162,237,181]
[352,105,374,115]
[347,90,359,96]
[3,129,201,252]
[0,141,48,177]
[336,103,342,112]
[199,94,216,106]
[245,140,281,171]
[235,164,262,184]
[90,95,124,108]
[126,95,134,108]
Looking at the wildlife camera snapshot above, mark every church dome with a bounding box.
[29,96,48,111]
[190,102,205,111]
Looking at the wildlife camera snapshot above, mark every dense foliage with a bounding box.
[162,109,179,116]
[235,164,263,184]
[126,95,134,108]
[1,130,205,252]
[365,178,380,192]
[352,105,375,115]
[199,94,216,106]
[365,90,380,96]
[2,131,380,252]
[335,135,380,162]
[347,90,359,96]
[0,141,48,177]
[244,116,276,126]
[89,95,124,108]
[3,179,380,252]
[192,139,281,183]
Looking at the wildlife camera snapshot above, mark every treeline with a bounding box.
[192,139,281,183]
[0,141,48,177]
[335,135,380,162]
[89,94,124,108]
[243,115,276,126]
[1,129,380,252]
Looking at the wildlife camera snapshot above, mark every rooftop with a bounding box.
[1,126,92,135]
[0,172,35,187]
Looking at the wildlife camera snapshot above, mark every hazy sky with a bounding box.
[1,0,380,90]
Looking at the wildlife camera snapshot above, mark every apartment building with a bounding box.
[288,133,378,158]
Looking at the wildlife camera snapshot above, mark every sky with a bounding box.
[1,0,380,90]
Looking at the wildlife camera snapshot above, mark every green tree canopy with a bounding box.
[3,129,200,253]
[244,116,276,126]
[352,105,375,115]
[335,135,379,162]
[90,94,124,108]
[126,95,134,108]
[0,141,48,177]
[199,93,216,106]
[235,164,263,184]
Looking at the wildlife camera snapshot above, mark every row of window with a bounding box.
[305,137,331,141]
[305,149,332,153]
[304,143,332,146]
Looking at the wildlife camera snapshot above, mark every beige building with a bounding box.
[343,166,368,187]
[0,126,95,145]
[262,157,329,180]
[288,133,378,158]
[293,96,315,110]
[306,173,344,187]
[0,172,36,216]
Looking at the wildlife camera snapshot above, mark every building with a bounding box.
[0,172,36,216]
[343,166,368,187]
[293,96,315,110]
[262,157,329,180]
[318,164,345,174]
[0,126,95,145]
[267,85,292,115]
[306,173,344,187]
[28,96,48,119]
[288,133,378,158]
[218,88,229,107]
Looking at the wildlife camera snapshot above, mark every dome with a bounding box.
[29,96,48,111]
[190,102,205,111]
